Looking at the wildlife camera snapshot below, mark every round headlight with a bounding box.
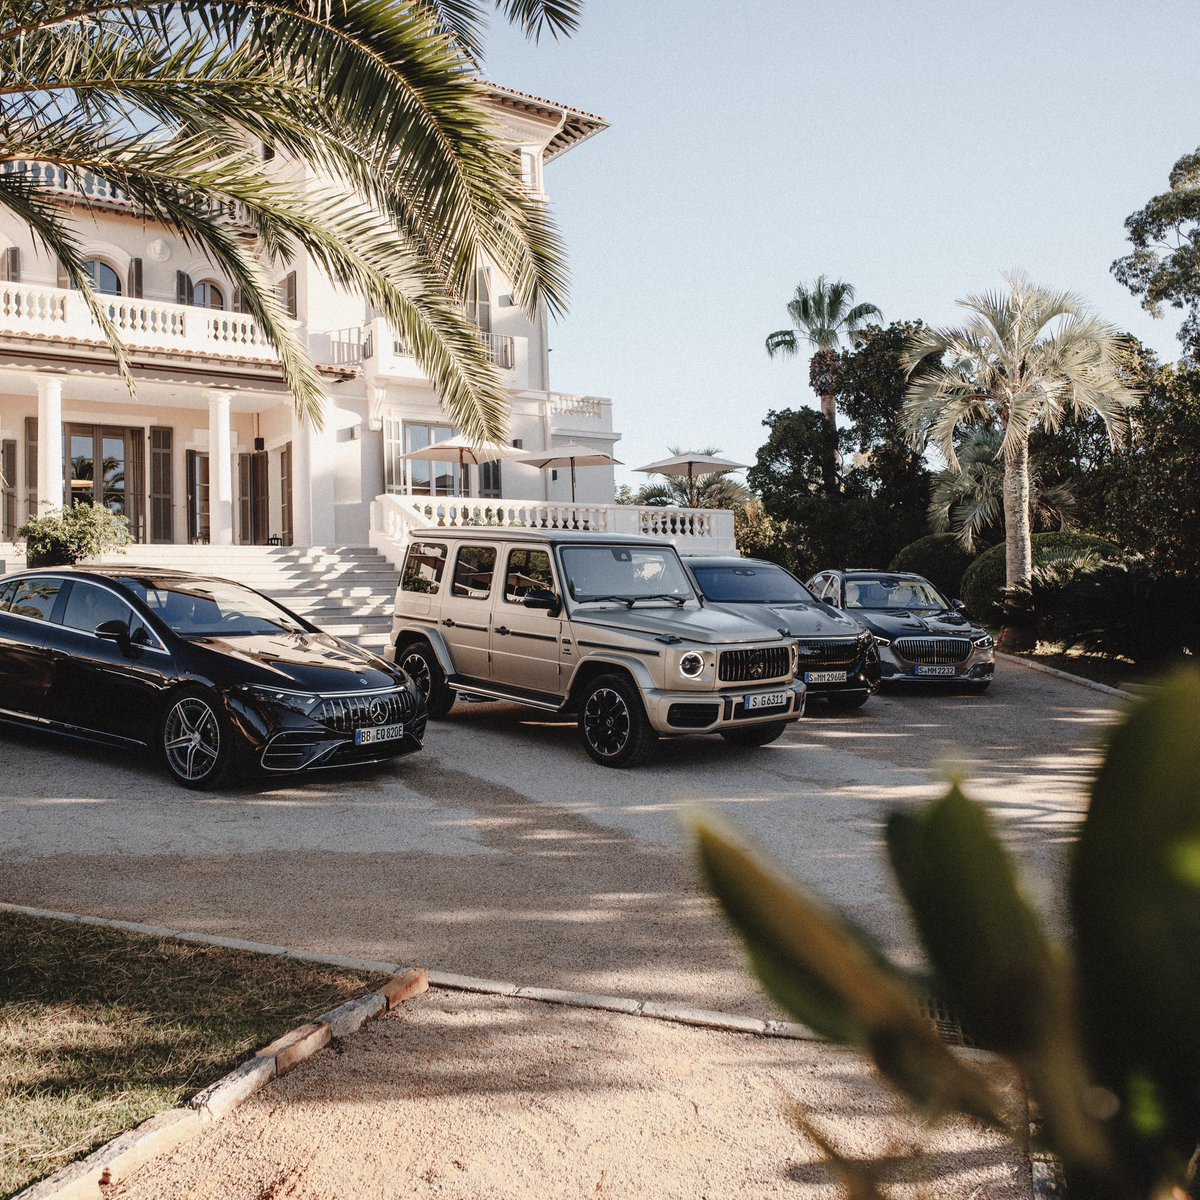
[679,651,705,678]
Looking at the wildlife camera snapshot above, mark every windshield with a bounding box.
[118,576,309,637]
[691,562,816,605]
[844,576,951,612]
[559,545,696,605]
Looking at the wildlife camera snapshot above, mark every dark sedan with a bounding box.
[0,567,426,788]
[806,569,995,689]
[685,556,881,708]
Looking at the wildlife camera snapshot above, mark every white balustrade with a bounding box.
[548,394,603,421]
[368,493,738,568]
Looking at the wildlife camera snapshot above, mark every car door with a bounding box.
[41,579,171,742]
[0,575,63,720]
[491,544,564,698]
[439,543,497,681]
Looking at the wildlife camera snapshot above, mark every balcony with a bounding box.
[362,317,528,387]
[0,281,353,371]
[369,493,737,563]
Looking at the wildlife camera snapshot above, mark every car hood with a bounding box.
[851,608,985,639]
[706,600,866,638]
[188,632,402,691]
[571,604,784,646]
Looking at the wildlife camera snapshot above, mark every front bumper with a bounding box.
[876,643,995,683]
[798,647,882,698]
[642,680,806,735]
[225,689,427,773]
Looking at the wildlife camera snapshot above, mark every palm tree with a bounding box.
[904,273,1141,644]
[765,276,882,427]
[0,0,579,442]
[635,447,750,509]
[929,426,1077,552]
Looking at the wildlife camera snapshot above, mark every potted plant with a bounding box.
[17,504,131,567]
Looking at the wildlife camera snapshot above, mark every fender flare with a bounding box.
[566,653,659,704]
[393,626,456,678]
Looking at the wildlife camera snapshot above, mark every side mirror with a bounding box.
[94,619,136,655]
[951,598,966,612]
[523,588,561,616]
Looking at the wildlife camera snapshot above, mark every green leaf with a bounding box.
[692,816,1001,1124]
[1071,668,1200,1161]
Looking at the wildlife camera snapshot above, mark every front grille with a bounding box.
[794,638,861,670]
[718,645,791,683]
[893,637,970,665]
[315,689,413,733]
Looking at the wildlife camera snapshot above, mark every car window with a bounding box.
[691,563,815,605]
[119,576,306,637]
[504,548,554,604]
[559,545,695,604]
[6,577,62,622]
[451,546,496,600]
[60,580,154,643]
[401,542,448,595]
[0,579,17,612]
[844,576,950,611]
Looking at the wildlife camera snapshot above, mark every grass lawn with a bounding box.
[0,911,387,1198]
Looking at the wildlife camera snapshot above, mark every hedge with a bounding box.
[960,532,1122,624]
[888,534,977,598]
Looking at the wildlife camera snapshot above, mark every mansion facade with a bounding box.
[0,86,619,550]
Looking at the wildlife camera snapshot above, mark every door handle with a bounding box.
[494,626,510,636]
[442,618,456,628]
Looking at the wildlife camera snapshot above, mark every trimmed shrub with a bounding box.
[960,532,1120,624]
[17,504,130,567]
[889,534,977,598]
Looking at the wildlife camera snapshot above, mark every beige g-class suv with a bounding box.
[387,529,805,767]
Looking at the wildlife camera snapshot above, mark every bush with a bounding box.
[17,505,131,567]
[960,532,1120,624]
[888,534,976,598]
[1056,559,1200,664]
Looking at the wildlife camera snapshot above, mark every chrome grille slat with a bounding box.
[718,645,791,683]
[893,637,970,665]
[795,638,861,670]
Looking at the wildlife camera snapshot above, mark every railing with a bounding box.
[388,328,514,369]
[0,161,252,224]
[548,394,603,421]
[0,281,341,365]
[326,326,364,366]
[368,493,738,569]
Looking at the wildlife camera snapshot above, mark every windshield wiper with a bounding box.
[627,593,687,607]
[576,594,637,607]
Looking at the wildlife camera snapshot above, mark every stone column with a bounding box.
[35,375,65,510]
[207,389,234,545]
[292,399,334,548]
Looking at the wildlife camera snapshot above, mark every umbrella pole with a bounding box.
[570,460,577,504]
[688,463,695,508]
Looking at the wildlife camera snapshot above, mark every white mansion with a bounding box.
[0,84,734,561]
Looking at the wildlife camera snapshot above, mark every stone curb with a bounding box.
[997,651,1134,700]
[8,914,428,1200]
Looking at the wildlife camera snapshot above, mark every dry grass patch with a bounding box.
[0,912,387,1198]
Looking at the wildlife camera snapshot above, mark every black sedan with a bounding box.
[806,569,995,689]
[0,566,426,788]
[685,556,881,708]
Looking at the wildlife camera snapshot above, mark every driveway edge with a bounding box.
[996,651,1134,700]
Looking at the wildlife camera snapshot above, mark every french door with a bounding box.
[64,424,145,542]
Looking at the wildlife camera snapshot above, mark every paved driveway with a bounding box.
[0,659,1120,1018]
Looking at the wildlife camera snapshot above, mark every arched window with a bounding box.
[193,280,225,310]
[83,259,122,295]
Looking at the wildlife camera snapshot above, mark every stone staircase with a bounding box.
[0,543,398,653]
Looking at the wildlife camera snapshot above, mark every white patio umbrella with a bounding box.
[633,452,749,507]
[401,433,526,497]
[515,442,623,503]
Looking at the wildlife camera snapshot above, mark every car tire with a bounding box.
[398,640,455,719]
[160,687,234,790]
[578,673,658,768]
[827,691,870,711]
[720,720,790,748]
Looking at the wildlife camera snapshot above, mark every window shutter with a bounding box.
[284,271,297,319]
[175,270,192,306]
[127,257,143,298]
[56,257,69,289]
[1,246,20,283]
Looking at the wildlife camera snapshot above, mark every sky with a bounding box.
[484,0,1200,488]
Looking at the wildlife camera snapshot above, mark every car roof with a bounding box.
[412,529,673,548]
[821,569,926,581]
[0,565,244,588]
[684,555,778,568]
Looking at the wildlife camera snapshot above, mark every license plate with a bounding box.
[915,665,955,677]
[746,691,789,711]
[805,670,847,684]
[355,724,404,745]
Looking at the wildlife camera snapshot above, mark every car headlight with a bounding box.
[240,684,323,717]
[789,642,799,674]
[971,633,995,649]
[679,651,705,679]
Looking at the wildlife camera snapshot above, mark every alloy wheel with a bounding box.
[582,687,631,758]
[400,651,433,699]
[163,696,221,782]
